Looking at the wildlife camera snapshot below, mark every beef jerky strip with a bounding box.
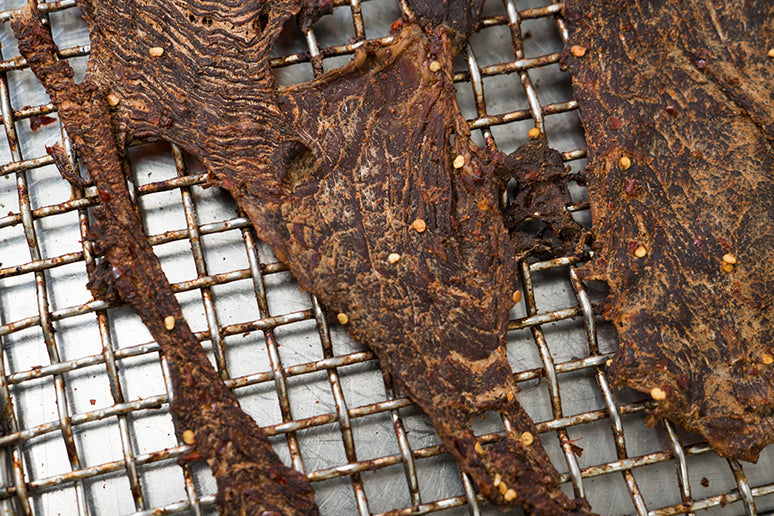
[269,24,592,514]
[23,0,591,511]
[11,4,318,515]
[563,0,774,461]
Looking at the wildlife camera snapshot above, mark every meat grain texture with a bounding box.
[11,2,320,515]
[13,0,593,514]
[564,0,774,461]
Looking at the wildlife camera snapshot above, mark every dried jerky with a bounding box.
[405,0,486,44]
[13,0,592,513]
[564,0,774,461]
[12,2,318,515]
[268,24,590,513]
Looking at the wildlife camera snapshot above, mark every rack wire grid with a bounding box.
[0,0,772,515]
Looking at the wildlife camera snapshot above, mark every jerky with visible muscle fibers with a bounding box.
[14,0,592,512]
[270,24,591,514]
[563,0,774,461]
[12,3,318,515]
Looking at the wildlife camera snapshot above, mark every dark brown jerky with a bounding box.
[564,0,774,461]
[270,25,590,514]
[494,137,586,260]
[16,0,591,512]
[11,3,318,515]
[298,0,333,30]
[405,0,486,45]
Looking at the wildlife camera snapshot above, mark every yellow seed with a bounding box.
[474,442,484,455]
[504,488,517,501]
[761,353,774,365]
[722,253,737,265]
[620,156,631,170]
[337,313,349,325]
[182,429,195,445]
[520,431,534,446]
[650,387,667,400]
[528,127,540,139]
[768,48,774,58]
[429,60,441,72]
[411,218,427,233]
[164,315,175,330]
[606,358,613,367]
[634,245,647,258]
[498,482,508,495]
[106,94,121,107]
[453,155,465,169]
[512,290,522,304]
[722,262,734,273]
[388,253,401,264]
[493,474,502,487]
[149,46,164,57]
[570,45,587,57]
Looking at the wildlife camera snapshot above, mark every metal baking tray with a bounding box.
[0,0,772,514]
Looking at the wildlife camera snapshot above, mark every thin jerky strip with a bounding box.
[563,0,774,461]
[11,4,318,514]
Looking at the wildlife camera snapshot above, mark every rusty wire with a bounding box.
[0,1,772,515]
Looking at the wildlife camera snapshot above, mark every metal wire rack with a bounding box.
[0,0,772,515]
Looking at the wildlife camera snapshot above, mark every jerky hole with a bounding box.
[276,140,319,189]
[471,411,504,437]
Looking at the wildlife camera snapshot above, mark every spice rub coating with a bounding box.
[564,0,774,461]
[11,2,319,515]
[269,24,591,514]
[15,0,591,512]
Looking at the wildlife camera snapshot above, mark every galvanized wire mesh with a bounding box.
[0,1,772,515]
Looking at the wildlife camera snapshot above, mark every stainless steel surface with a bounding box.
[0,1,772,514]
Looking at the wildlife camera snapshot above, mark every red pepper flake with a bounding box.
[700,477,709,488]
[608,117,622,130]
[29,115,56,131]
[665,105,679,117]
[697,58,707,70]
[98,190,113,202]
[469,162,484,180]
[627,240,638,254]
[676,375,689,390]
[624,178,637,196]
